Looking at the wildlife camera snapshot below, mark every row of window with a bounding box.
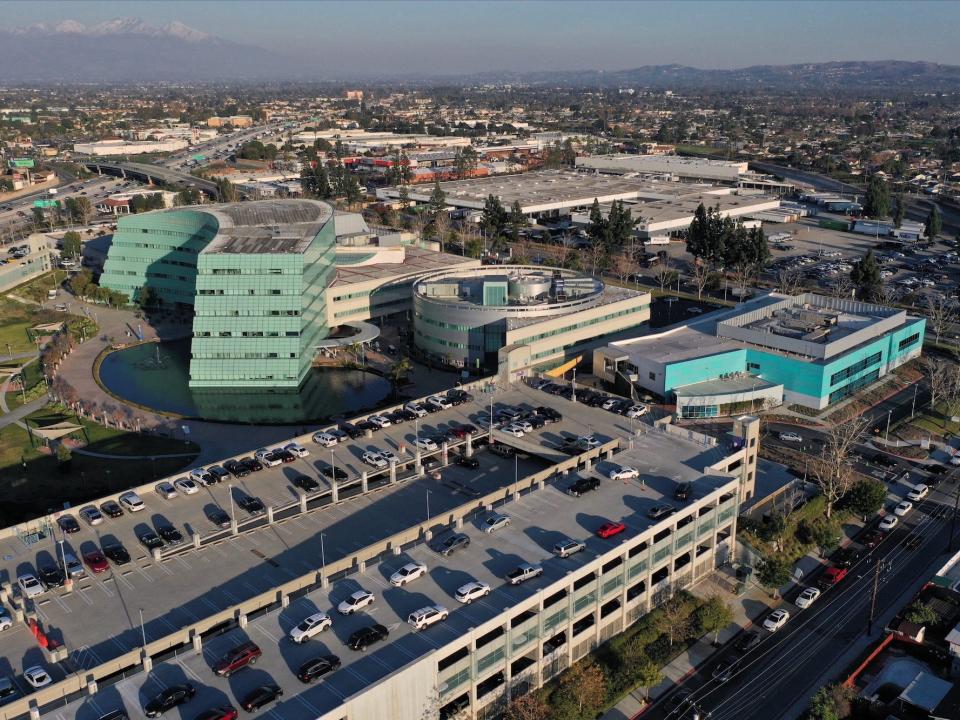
[333,296,410,319]
[523,304,648,344]
[193,352,298,360]
[898,333,920,351]
[416,328,470,350]
[194,329,301,338]
[121,241,200,253]
[529,319,648,361]
[197,289,292,296]
[829,368,880,404]
[207,268,288,275]
[830,351,882,386]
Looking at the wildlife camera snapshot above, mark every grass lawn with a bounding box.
[0,296,64,353]
[7,269,69,304]
[0,407,200,526]
[3,360,45,411]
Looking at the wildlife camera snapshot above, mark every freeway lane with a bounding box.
[651,484,959,720]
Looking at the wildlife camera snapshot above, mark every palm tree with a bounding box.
[387,356,413,399]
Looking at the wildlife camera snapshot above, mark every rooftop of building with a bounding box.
[200,199,334,255]
[330,244,478,287]
[577,154,750,171]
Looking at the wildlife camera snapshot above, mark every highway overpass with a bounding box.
[81,160,220,199]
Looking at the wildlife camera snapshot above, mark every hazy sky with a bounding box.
[4,0,958,74]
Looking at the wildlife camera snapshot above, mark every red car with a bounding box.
[597,521,626,539]
[194,707,238,720]
[213,641,262,677]
[817,566,848,589]
[83,550,110,574]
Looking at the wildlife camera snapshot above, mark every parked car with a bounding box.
[240,457,263,473]
[818,566,849,588]
[408,605,448,631]
[348,624,388,651]
[23,666,52,690]
[778,431,803,443]
[506,563,543,585]
[173,478,199,495]
[390,562,428,587]
[17,574,45,599]
[144,684,196,717]
[223,459,249,477]
[79,506,105,526]
[103,542,131,565]
[213,641,261,677]
[674,482,693,501]
[155,482,178,500]
[456,454,480,469]
[237,494,266,516]
[647,504,675,520]
[118,491,144,512]
[294,474,320,492]
[597,521,626,539]
[297,654,341,683]
[368,415,392,429]
[733,629,761,653]
[873,453,898,468]
[795,587,821,609]
[553,538,586,558]
[157,524,184,545]
[907,484,929,501]
[338,590,375,615]
[482,513,511,533]
[762,609,790,632]
[455,581,491,604]
[313,432,339,447]
[58,515,80,533]
[415,437,438,452]
[568,477,601,496]
[362,451,387,469]
[893,500,913,517]
[206,507,231,529]
[83,550,109,574]
[208,465,231,482]
[138,531,164,551]
[404,403,427,418]
[240,685,283,712]
[434,533,470,557]
[320,465,348,481]
[37,564,64,588]
[289,612,332,644]
[99,500,124,518]
[285,442,309,458]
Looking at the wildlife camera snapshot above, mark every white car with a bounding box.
[17,574,45,599]
[79,505,104,526]
[455,581,492,604]
[155,482,178,500]
[952,455,960,467]
[625,405,648,419]
[288,612,332,644]
[415,438,438,452]
[313,432,339,447]
[553,538,587,558]
[762,608,790,632]
[0,608,12,632]
[369,415,392,429]
[285,443,310,458]
[601,398,620,411]
[906,484,929,501]
[778,431,803,443]
[362,451,388,469]
[255,448,282,467]
[482,513,511,533]
[795,587,821,609]
[513,420,534,433]
[687,306,704,314]
[893,500,913,517]
[879,514,899,530]
[23,666,52,689]
[404,403,427,418]
[118,491,144,512]
[501,424,525,438]
[379,448,399,464]
[408,605,448,631]
[390,561,428,587]
[174,477,199,495]
[338,590,375,615]
[427,396,452,410]
[609,466,640,481]
[578,435,602,449]
[189,467,214,484]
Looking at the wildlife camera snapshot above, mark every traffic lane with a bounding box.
[656,499,954,720]
[7,447,549,678]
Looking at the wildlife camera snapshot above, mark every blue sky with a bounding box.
[5,1,958,74]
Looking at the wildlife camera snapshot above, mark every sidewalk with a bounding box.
[601,568,777,720]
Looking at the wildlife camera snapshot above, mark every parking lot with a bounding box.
[0,383,652,712]
[39,420,731,720]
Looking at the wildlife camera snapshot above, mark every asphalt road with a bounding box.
[649,475,960,720]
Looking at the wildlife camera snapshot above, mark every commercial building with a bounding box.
[206,115,254,128]
[72,138,189,156]
[0,234,54,293]
[594,292,925,414]
[412,266,650,375]
[95,189,176,215]
[577,154,749,183]
[100,199,336,388]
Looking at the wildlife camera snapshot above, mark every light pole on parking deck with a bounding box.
[426,490,432,526]
[320,532,326,575]
[139,608,147,650]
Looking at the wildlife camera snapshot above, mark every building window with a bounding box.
[747,362,760,371]
[648,372,656,381]
[898,333,920,351]
[830,352,881,386]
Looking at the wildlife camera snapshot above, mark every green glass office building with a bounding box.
[100,200,336,389]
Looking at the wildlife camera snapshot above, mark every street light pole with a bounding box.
[911,384,919,419]
[228,484,235,526]
[885,409,892,442]
[320,532,326,575]
[330,449,337,480]
[867,560,889,634]
[949,472,960,553]
[426,490,431,526]
[139,607,147,649]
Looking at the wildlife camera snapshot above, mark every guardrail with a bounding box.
[0,439,620,720]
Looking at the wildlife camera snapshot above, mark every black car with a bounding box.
[99,500,124,518]
[223,459,249,478]
[339,422,363,440]
[348,624,389,651]
[525,414,546,429]
[103,543,131,565]
[237,495,265,515]
[456,454,480,470]
[138,531,164,550]
[144,683,195,717]
[536,406,562,422]
[585,395,607,407]
[58,515,81,534]
[386,410,406,424]
[733,629,761,653]
[831,546,863,569]
[297,654,341,683]
[873,453,898,468]
[277,450,297,464]
[240,457,264,472]
[356,419,378,431]
[240,684,283,712]
[567,477,601,497]
[398,408,418,421]
[435,533,470,557]
[293,474,320,492]
[206,507,231,529]
[448,389,474,404]
[37,564,64,588]
[674,482,693,501]
[320,465,348,481]
[208,465,232,482]
[927,464,948,476]
[157,525,184,545]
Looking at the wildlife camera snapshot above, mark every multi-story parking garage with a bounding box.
[413,266,650,375]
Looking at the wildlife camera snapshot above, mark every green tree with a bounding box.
[893,194,905,228]
[904,601,938,625]
[108,290,129,308]
[810,518,842,558]
[386,356,412,399]
[175,188,200,206]
[62,231,82,259]
[844,478,887,520]
[695,595,734,644]
[428,180,446,220]
[465,235,484,259]
[216,178,237,203]
[137,285,154,309]
[863,175,890,218]
[480,194,508,241]
[757,556,792,598]
[32,206,46,228]
[68,270,93,298]
[759,512,788,551]
[129,194,147,214]
[94,285,111,305]
[397,185,410,209]
[686,202,710,260]
[809,684,855,720]
[850,249,883,301]
[926,205,942,240]
[508,200,527,241]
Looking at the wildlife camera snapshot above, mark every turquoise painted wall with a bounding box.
[664,349,746,392]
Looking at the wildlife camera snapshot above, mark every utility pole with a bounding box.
[911,383,919,419]
[867,559,889,634]
[949,470,960,553]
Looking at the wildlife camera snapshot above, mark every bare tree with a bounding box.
[653,255,679,293]
[923,294,957,344]
[412,211,429,243]
[923,356,951,417]
[829,275,854,299]
[612,250,638,284]
[503,693,551,720]
[811,415,871,519]
[432,211,450,253]
[588,240,607,276]
[691,261,712,299]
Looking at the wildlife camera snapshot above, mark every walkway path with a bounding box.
[0,355,48,429]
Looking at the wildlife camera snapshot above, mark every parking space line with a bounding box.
[134,565,154,583]
[252,622,279,643]
[113,571,135,591]
[76,586,94,606]
[201,596,221,613]
[53,594,72,613]
[94,579,114,598]
[176,555,192,570]
[176,657,205,683]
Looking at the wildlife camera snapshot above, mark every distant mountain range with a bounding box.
[1,18,958,90]
[0,17,295,82]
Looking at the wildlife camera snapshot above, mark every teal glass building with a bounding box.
[100,200,336,389]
